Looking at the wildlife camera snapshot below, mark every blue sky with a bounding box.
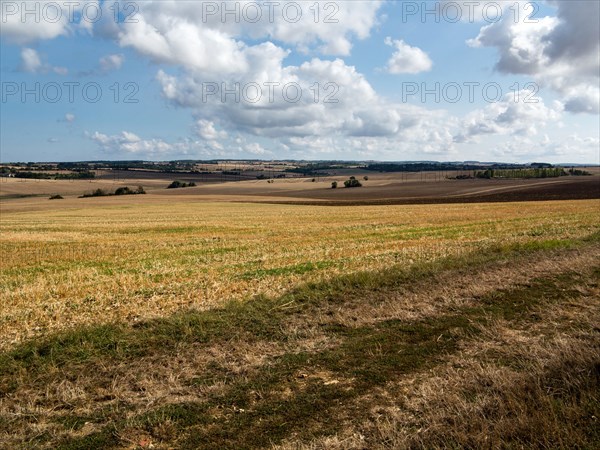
[1,1,599,163]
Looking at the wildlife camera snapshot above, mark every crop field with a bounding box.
[2,199,599,347]
[2,0,599,446]
[1,198,600,448]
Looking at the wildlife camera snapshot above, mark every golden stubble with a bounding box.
[1,200,599,349]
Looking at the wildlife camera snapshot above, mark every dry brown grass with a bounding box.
[297,246,600,329]
[1,240,598,449]
[2,200,599,349]
[275,265,600,450]
[1,198,599,448]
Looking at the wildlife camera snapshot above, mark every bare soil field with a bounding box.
[2,170,598,213]
[185,175,600,205]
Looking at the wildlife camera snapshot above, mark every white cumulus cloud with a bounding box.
[19,48,67,74]
[384,37,433,74]
[468,0,599,114]
[99,54,124,73]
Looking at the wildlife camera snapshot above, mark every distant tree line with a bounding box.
[80,186,145,198]
[567,168,592,176]
[285,167,330,177]
[167,181,197,189]
[364,163,530,173]
[366,163,468,172]
[94,161,197,172]
[257,174,286,179]
[474,168,567,179]
[1,170,95,180]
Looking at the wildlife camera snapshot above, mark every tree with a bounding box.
[344,178,362,188]
[331,181,338,189]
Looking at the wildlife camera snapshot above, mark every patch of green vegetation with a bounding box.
[57,430,119,450]
[240,261,334,279]
[55,415,98,431]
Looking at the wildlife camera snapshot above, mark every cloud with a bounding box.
[65,113,75,123]
[489,133,600,161]
[89,131,175,156]
[19,48,67,74]
[1,1,71,44]
[78,53,125,77]
[563,87,600,114]
[195,119,227,140]
[19,48,42,72]
[157,57,430,139]
[113,1,383,62]
[244,142,269,155]
[5,0,458,159]
[384,37,433,74]
[152,51,461,159]
[98,54,124,73]
[87,130,277,159]
[468,0,600,114]
[454,91,562,143]
[0,1,102,44]
[107,2,459,158]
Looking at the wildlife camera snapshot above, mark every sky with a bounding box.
[1,0,599,163]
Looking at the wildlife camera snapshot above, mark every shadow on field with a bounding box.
[1,233,599,449]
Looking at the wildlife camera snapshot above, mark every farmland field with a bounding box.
[3,0,599,446]
[2,198,599,347]
[1,193,599,448]
[2,169,599,207]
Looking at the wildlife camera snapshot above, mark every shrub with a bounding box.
[115,187,133,196]
[49,194,63,200]
[363,176,369,181]
[168,181,184,189]
[79,189,106,198]
[168,181,196,189]
[331,181,338,189]
[311,178,316,182]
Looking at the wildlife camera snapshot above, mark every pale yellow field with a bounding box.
[1,199,599,349]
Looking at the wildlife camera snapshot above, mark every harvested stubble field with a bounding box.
[1,198,599,449]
